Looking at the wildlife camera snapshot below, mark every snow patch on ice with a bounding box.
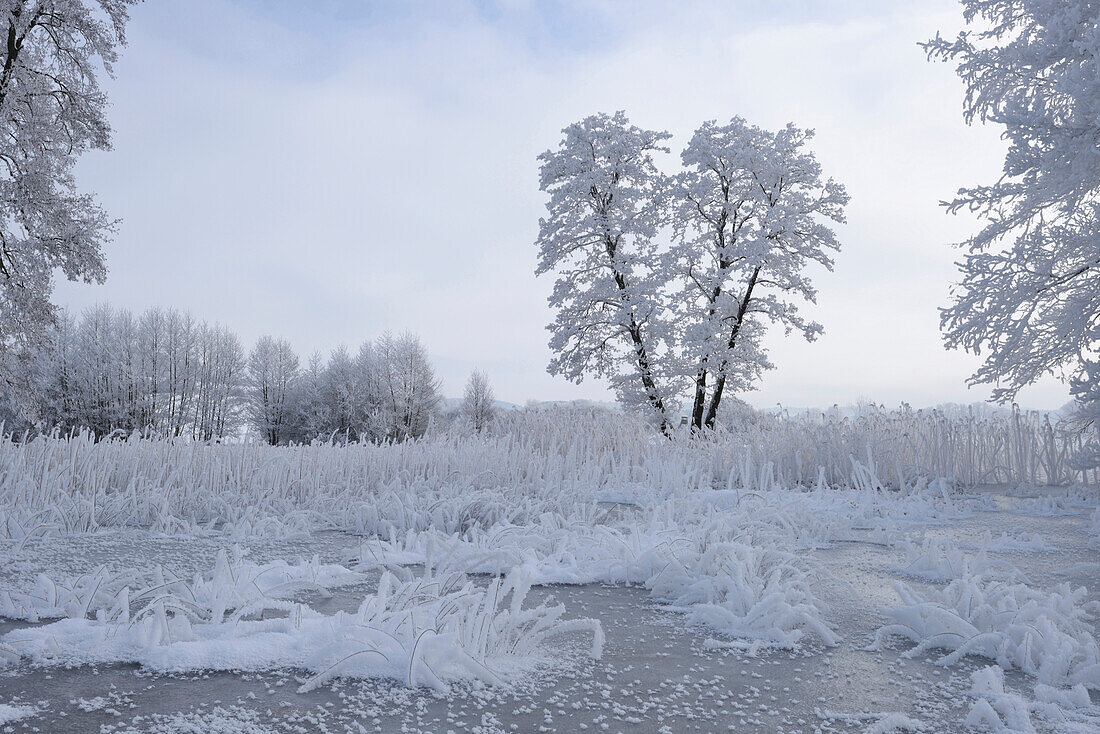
[0,703,36,725]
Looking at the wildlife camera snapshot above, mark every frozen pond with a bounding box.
[2,487,1099,733]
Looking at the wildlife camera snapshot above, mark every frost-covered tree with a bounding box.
[323,345,359,440]
[927,1,1100,407]
[245,335,299,445]
[536,112,678,432]
[351,340,383,441]
[670,118,847,430]
[280,336,442,445]
[370,332,440,442]
[462,369,495,433]
[190,323,244,440]
[0,1,136,353]
[292,352,330,443]
[27,304,243,439]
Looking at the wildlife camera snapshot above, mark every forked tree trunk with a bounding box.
[703,266,761,430]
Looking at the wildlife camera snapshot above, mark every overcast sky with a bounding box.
[54,0,1071,410]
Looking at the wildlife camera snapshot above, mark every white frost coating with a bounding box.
[966,667,1034,733]
[874,575,1100,689]
[2,567,602,693]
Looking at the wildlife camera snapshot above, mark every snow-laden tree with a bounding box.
[670,118,847,430]
[276,336,442,445]
[351,340,384,441]
[246,335,299,445]
[536,112,679,432]
[0,1,135,353]
[24,304,243,439]
[927,1,1100,407]
[462,369,495,433]
[370,332,441,442]
[292,352,331,443]
[323,345,360,440]
[190,323,244,440]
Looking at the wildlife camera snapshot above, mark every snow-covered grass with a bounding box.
[0,405,1097,724]
[0,546,364,624]
[874,575,1100,689]
[1,552,603,693]
[0,405,1090,543]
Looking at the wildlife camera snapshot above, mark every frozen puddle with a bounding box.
[1,488,1099,733]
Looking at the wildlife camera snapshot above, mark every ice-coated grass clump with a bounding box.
[349,498,842,651]
[647,541,838,649]
[874,573,1100,689]
[0,546,365,624]
[894,536,1023,582]
[1,552,602,693]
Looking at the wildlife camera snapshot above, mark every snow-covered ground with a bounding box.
[1,412,1098,732]
[1,482,1098,733]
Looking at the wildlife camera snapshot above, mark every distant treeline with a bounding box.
[0,304,441,444]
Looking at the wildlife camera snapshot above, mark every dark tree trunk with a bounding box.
[703,266,761,430]
[603,232,671,435]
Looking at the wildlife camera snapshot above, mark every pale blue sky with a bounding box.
[56,0,1071,409]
